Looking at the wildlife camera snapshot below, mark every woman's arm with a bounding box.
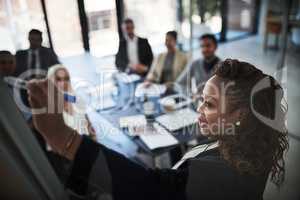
[67,136,188,200]
[27,79,188,200]
[27,79,81,160]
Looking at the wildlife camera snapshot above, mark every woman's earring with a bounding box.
[235,121,241,126]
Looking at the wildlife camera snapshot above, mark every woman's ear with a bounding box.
[225,107,246,127]
[234,107,249,126]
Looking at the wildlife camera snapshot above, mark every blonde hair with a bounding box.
[47,64,69,81]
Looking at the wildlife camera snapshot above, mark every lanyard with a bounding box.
[172,142,218,170]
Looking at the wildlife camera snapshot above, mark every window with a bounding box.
[227,0,256,40]
[84,0,119,57]
[45,0,84,57]
[0,0,49,53]
[180,0,223,51]
[124,0,177,54]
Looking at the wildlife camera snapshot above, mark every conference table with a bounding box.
[85,74,203,167]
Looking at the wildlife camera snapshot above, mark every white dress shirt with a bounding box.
[27,49,41,70]
[126,35,139,67]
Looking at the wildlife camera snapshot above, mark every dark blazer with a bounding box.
[14,46,59,77]
[67,136,269,200]
[115,37,153,76]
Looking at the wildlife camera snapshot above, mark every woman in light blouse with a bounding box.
[47,64,96,139]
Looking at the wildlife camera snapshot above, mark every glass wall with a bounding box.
[227,0,256,40]
[124,0,177,54]
[181,0,258,48]
[200,0,222,37]
[84,0,119,57]
[45,0,84,57]
[181,0,222,51]
[1,0,260,57]
[0,0,49,53]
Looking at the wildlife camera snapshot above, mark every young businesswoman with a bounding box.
[27,59,288,200]
[47,65,96,139]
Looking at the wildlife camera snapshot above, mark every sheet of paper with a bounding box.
[158,94,193,110]
[155,108,198,131]
[119,115,147,128]
[116,73,141,83]
[139,123,178,150]
[135,83,166,97]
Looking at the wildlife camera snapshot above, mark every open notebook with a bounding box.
[128,123,178,150]
[155,108,198,131]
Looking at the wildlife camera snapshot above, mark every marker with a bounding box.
[64,93,76,103]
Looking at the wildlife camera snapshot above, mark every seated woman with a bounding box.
[145,31,187,85]
[27,59,288,200]
[47,64,96,139]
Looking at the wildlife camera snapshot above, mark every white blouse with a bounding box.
[63,111,88,135]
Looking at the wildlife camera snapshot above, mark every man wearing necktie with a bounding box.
[30,50,37,69]
[14,29,59,108]
[15,29,59,79]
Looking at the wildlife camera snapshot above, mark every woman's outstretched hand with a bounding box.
[27,79,81,160]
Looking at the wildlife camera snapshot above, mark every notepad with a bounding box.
[155,108,198,131]
[139,123,178,150]
[159,94,193,110]
[135,83,166,97]
[115,73,141,83]
[119,115,147,129]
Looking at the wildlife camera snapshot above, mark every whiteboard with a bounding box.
[0,76,67,200]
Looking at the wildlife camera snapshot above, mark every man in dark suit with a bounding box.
[14,29,59,78]
[115,18,153,77]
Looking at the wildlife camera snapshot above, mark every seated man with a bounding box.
[145,31,187,85]
[0,51,15,78]
[15,29,59,78]
[0,50,32,121]
[176,34,220,96]
[115,18,154,77]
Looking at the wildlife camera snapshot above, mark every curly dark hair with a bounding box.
[214,59,289,187]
